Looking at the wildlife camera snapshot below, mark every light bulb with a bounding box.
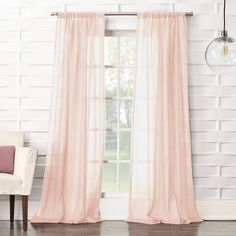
[222,43,229,56]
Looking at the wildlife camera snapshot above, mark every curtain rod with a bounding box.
[51,12,193,17]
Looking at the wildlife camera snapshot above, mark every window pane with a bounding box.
[119,131,130,160]
[106,100,117,128]
[103,34,134,195]
[120,100,132,128]
[102,163,117,192]
[120,68,134,97]
[105,131,117,160]
[119,163,130,192]
[105,68,117,97]
[105,37,118,66]
[120,37,135,66]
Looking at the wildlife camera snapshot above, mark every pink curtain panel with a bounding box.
[31,12,105,223]
[127,12,202,224]
[32,11,201,225]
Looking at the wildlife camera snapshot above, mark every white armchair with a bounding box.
[0,132,37,231]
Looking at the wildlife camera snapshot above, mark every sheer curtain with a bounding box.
[32,12,105,223]
[128,12,202,224]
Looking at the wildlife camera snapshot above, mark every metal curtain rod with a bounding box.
[51,12,193,17]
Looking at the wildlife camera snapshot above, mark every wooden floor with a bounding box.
[1,220,236,236]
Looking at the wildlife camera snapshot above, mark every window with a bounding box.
[102,33,136,196]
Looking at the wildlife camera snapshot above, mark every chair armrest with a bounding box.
[14,147,37,195]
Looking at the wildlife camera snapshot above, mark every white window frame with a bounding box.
[100,18,137,219]
[102,29,136,200]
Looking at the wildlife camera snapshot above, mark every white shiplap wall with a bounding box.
[1,0,236,219]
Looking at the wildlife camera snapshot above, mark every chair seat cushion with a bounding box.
[0,173,22,194]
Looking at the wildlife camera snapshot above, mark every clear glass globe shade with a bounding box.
[205,37,236,75]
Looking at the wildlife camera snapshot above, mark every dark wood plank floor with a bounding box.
[1,220,236,236]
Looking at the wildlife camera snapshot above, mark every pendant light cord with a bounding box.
[223,0,226,32]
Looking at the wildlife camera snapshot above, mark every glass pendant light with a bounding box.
[205,0,236,75]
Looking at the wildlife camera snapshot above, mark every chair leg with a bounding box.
[21,195,28,231]
[10,195,15,223]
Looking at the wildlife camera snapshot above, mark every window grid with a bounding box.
[102,35,135,196]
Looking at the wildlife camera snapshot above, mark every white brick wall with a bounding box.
[0,0,236,208]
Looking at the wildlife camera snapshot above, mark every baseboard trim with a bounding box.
[0,199,236,221]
